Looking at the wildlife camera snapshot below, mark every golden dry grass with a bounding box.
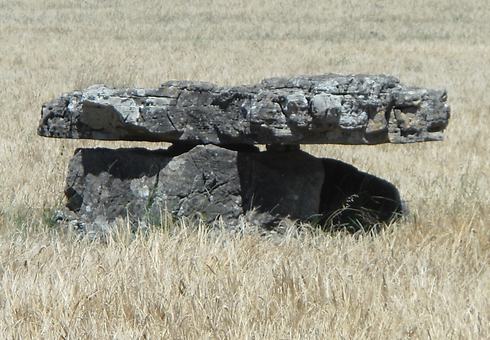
[0,0,489,338]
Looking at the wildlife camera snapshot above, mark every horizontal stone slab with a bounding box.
[38,74,450,145]
[64,144,402,233]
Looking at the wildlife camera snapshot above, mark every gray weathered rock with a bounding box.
[64,144,402,232]
[39,74,449,145]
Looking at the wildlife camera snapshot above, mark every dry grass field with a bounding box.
[0,0,489,338]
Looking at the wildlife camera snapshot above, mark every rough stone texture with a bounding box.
[64,145,402,232]
[39,74,450,145]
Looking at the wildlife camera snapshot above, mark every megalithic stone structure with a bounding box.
[38,74,449,145]
[38,75,450,233]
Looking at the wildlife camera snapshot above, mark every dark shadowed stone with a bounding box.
[64,145,402,232]
[38,74,449,145]
[320,159,402,231]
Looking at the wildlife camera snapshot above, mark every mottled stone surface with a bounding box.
[64,145,402,232]
[39,74,450,145]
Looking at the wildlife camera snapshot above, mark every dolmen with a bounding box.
[38,74,450,232]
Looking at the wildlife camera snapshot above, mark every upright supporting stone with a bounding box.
[65,145,402,232]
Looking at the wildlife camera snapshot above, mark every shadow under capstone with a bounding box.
[63,144,402,233]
